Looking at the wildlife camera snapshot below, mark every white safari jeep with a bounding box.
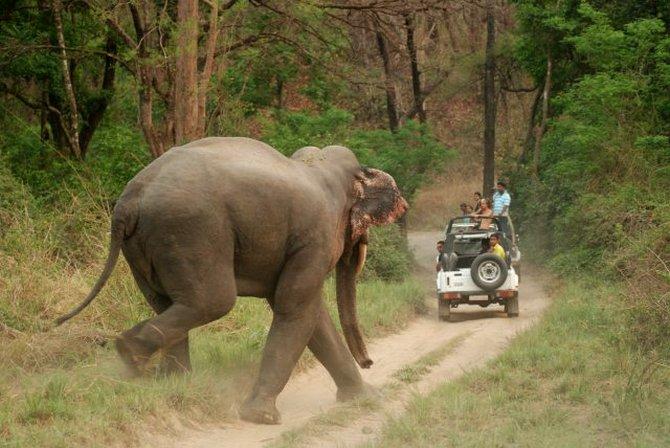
[436,216,521,321]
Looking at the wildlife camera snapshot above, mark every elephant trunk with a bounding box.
[336,239,373,369]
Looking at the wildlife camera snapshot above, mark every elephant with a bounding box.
[56,137,408,425]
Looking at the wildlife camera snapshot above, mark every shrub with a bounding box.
[509,8,670,360]
[263,108,452,201]
[362,224,412,282]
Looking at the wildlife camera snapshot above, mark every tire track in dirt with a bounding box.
[146,231,551,448]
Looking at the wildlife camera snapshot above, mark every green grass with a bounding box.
[0,275,424,447]
[392,333,470,385]
[364,279,670,447]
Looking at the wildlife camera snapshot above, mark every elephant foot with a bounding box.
[158,355,191,376]
[336,381,379,403]
[115,336,153,377]
[239,398,281,425]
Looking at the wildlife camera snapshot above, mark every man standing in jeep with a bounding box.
[493,180,511,216]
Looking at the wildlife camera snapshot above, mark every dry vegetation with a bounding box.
[409,86,533,229]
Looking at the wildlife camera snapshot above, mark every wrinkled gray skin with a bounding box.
[56,137,408,425]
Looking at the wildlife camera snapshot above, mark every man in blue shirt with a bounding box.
[492,180,511,215]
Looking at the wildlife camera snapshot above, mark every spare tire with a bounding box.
[471,253,508,291]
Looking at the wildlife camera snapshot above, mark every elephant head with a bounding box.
[337,166,408,369]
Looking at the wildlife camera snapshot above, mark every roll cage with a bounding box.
[440,216,517,271]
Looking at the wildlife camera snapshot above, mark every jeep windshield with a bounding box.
[446,216,499,234]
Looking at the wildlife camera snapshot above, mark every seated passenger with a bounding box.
[460,202,473,216]
[489,233,506,260]
[473,192,482,213]
[435,240,445,272]
[470,198,493,229]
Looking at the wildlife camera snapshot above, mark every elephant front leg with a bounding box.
[239,302,319,424]
[239,254,325,425]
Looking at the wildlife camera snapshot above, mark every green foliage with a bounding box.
[510,2,670,360]
[263,108,453,200]
[0,116,147,204]
[263,108,354,153]
[347,120,453,200]
[0,1,119,155]
[362,225,412,282]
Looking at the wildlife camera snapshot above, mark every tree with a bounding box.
[404,11,426,123]
[373,21,399,131]
[532,52,551,177]
[0,1,118,159]
[90,0,234,157]
[482,0,496,194]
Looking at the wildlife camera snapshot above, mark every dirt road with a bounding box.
[148,231,551,448]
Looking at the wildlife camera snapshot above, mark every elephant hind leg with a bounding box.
[127,267,192,375]
[118,259,237,375]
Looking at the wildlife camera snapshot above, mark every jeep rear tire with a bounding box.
[471,253,508,291]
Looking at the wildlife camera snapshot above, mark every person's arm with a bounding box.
[501,194,511,215]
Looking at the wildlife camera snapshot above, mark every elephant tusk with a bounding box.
[355,243,367,275]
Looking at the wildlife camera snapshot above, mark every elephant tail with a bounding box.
[55,219,125,326]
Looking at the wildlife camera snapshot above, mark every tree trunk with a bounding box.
[375,27,399,132]
[533,52,552,177]
[175,0,200,145]
[405,13,426,123]
[52,0,82,159]
[519,87,542,164]
[138,79,164,158]
[79,35,117,158]
[482,0,496,195]
[197,0,219,136]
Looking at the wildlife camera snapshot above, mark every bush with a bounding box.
[262,108,453,200]
[361,224,412,282]
[510,8,670,361]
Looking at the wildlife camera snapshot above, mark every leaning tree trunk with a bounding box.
[519,87,542,165]
[405,13,426,123]
[375,26,399,132]
[52,0,82,159]
[533,52,552,177]
[482,0,496,195]
[197,0,219,136]
[79,35,117,158]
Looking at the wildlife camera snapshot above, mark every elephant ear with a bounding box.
[349,167,407,241]
[350,170,372,241]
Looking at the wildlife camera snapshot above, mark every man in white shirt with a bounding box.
[492,180,511,215]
